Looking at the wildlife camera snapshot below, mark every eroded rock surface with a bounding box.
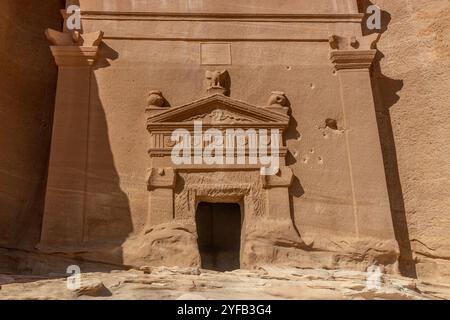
[366,0,450,281]
[0,266,449,300]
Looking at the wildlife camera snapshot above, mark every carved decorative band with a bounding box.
[148,147,289,158]
[329,50,377,70]
[81,12,364,23]
[50,46,100,67]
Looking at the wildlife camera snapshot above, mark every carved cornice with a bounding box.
[76,12,364,42]
[49,46,100,67]
[45,29,104,47]
[146,93,291,162]
[80,12,364,23]
[330,50,377,71]
[329,34,379,71]
[146,94,291,131]
[45,29,104,67]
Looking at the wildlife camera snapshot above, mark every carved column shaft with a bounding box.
[329,35,396,240]
[40,30,103,247]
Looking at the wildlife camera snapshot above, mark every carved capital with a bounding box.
[45,29,104,67]
[329,34,379,70]
[261,167,294,189]
[49,47,100,67]
[45,29,103,47]
[147,168,177,190]
[330,50,377,71]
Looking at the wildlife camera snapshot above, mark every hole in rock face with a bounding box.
[325,118,339,131]
[196,202,242,272]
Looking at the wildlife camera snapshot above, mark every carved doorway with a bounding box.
[196,202,242,271]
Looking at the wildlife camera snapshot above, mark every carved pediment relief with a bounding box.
[147,94,290,128]
[185,109,253,124]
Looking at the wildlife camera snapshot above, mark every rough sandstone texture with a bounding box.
[366,0,450,281]
[0,1,63,251]
[0,0,449,288]
[1,266,449,300]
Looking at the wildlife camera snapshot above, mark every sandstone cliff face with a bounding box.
[0,1,63,252]
[0,0,449,284]
[366,0,450,281]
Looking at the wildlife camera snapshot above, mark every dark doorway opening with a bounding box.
[196,202,242,272]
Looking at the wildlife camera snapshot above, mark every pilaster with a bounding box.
[262,167,294,219]
[146,168,177,229]
[329,34,396,240]
[40,29,103,248]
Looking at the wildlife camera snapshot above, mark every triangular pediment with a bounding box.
[147,94,290,126]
